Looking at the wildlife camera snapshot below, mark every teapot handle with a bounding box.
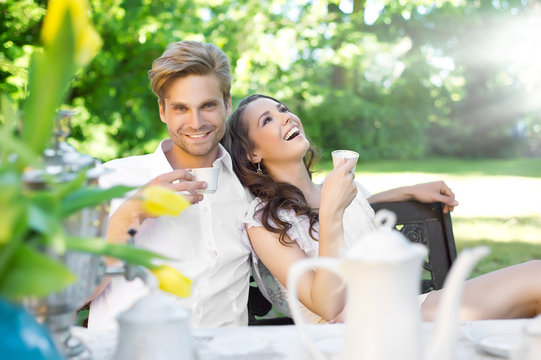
[287,257,342,360]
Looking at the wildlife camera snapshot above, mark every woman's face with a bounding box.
[242,97,310,165]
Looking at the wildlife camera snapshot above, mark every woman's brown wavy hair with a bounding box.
[223,94,320,245]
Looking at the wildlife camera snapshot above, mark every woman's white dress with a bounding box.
[240,182,376,323]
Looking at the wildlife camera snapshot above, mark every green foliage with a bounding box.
[0,0,45,100]
[457,239,541,278]
[2,0,540,161]
[0,0,178,301]
[315,156,541,178]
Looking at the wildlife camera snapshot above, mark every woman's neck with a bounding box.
[265,160,321,208]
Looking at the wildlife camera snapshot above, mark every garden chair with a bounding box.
[248,200,457,325]
[371,200,457,292]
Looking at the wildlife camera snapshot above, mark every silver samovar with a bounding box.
[21,110,138,359]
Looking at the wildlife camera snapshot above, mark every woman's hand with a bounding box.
[320,158,358,220]
[369,180,458,214]
[406,181,458,213]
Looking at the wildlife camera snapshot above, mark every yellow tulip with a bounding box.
[151,265,192,298]
[41,0,102,67]
[142,186,191,217]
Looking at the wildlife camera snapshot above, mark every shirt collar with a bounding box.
[213,143,234,175]
[150,139,175,177]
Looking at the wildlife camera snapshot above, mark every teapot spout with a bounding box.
[426,246,490,360]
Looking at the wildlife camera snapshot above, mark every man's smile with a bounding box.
[186,132,210,139]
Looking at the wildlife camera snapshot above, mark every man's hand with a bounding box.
[145,169,206,202]
[135,169,206,221]
[106,169,207,244]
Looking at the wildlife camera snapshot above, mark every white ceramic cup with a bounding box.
[190,167,219,194]
[331,150,359,173]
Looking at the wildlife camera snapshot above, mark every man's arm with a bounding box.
[105,168,205,244]
[368,181,458,213]
[87,169,206,303]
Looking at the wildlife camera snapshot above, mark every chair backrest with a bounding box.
[371,200,457,292]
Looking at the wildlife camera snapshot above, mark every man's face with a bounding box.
[159,74,231,163]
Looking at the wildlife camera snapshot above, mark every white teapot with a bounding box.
[287,209,489,360]
[114,291,195,360]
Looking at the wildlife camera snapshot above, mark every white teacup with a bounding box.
[190,167,219,194]
[331,150,359,173]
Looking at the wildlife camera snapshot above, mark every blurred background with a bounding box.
[1,0,540,273]
[2,0,540,161]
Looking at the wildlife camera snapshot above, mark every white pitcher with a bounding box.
[287,209,489,360]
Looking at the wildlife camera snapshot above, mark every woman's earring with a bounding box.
[256,162,262,174]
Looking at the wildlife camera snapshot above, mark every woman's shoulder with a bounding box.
[241,197,318,255]
[241,197,265,228]
[243,197,300,225]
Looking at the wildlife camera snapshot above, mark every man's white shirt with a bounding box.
[88,139,253,329]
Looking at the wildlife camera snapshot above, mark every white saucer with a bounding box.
[205,332,270,355]
[476,333,522,358]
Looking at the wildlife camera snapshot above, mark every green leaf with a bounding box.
[0,95,18,165]
[0,202,25,247]
[0,132,39,168]
[0,94,17,130]
[65,236,169,269]
[26,193,66,254]
[22,12,76,157]
[60,185,134,217]
[51,167,88,199]
[0,170,26,244]
[0,244,76,301]
[0,221,26,286]
[27,194,59,231]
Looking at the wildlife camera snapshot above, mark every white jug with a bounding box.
[287,209,489,360]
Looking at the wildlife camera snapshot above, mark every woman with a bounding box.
[223,94,541,323]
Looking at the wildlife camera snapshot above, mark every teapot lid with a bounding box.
[117,291,191,326]
[345,209,427,262]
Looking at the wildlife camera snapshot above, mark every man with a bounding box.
[88,41,253,328]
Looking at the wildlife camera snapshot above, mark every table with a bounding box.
[73,319,532,359]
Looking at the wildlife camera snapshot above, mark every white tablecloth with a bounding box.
[72,319,533,359]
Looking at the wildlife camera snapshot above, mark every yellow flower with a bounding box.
[41,0,102,67]
[151,265,191,298]
[142,186,191,217]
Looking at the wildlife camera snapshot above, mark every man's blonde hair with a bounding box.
[148,41,232,106]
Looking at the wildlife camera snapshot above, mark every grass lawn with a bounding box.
[313,157,541,278]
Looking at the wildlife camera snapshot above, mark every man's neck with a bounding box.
[165,144,220,169]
